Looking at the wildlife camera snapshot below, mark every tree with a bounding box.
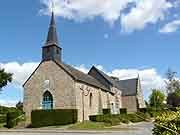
[165,68,180,107]
[149,89,166,109]
[165,68,180,94]
[0,68,12,89]
[16,101,23,111]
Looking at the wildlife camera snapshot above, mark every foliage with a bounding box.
[0,106,21,128]
[31,109,78,128]
[165,68,180,93]
[153,109,180,135]
[102,109,111,115]
[89,113,149,126]
[16,101,23,111]
[0,69,12,89]
[165,69,180,107]
[149,89,165,109]
[167,93,180,107]
[120,108,127,114]
[6,110,23,128]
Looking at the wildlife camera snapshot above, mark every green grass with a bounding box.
[69,121,108,130]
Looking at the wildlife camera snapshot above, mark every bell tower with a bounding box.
[42,11,62,62]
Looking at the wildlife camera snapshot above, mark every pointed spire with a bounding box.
[45,11,59,46]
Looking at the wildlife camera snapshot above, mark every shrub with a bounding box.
[102,109,111,115]
[0,115,6,123]
[120,108,127,114]
[153,109,180,135]
[31,109,78,128]
[6,110,22,128]
[89,113,148,126]
[139,108,147,113]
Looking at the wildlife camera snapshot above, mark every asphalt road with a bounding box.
[0,122,153,135]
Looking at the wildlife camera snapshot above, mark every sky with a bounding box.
[0,0,180,106]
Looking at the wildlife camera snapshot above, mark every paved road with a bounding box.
[0,122,153,135]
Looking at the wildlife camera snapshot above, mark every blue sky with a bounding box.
[0,0,180,106]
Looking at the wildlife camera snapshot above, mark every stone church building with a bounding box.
[23,12,146,123]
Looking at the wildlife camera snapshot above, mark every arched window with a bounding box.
[42,91,53,110]
[89,93,93,107]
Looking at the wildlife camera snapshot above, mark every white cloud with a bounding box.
[40,0,135,24]
[121,0,172,32]
[0,62,39,85]
[159,19,180,33]
[40,0,173,32]
[0,99,19,107]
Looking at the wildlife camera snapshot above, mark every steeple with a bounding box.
[42,11,62,62]
[45,12,58,46]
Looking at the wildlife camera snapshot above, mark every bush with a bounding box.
[139,108,147,113]
[89,113,148,126]
[31,109,78,128]
[102,109,111,115]
[153,109,180,135]
[0,115,6,123]
[6,110,22,128]
[120,108,127,114]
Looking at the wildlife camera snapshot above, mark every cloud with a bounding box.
[40,0,135,24]
[0,62,39,85]
[121,0,172,32]
[40,0,173,32]
[159,19,180,33]
[0,62,165,100]
[0,99,19,107]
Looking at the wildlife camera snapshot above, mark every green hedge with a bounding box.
[6,111,22,128]
[89,113,147,126]
[120,108,127,114]
[102,109,111,115]
[0,114,6,123]
[31,109,78,127]
[139,108,147,113]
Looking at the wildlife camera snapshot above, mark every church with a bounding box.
[23,12,146,123]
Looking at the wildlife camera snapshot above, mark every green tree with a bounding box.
[0,68,12,89]
[149,89,165,109]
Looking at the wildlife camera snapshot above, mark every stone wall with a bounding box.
[75,83,120,121]
[23,61,76,123]
[121,96,137,112]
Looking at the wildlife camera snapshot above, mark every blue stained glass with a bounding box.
[42,91,53,110]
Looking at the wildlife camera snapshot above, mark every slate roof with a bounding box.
[114,78,138,96]
[54,60,111,93]
[45,12,59,46]
[89,66,138,96]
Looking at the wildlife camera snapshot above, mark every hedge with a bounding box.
[6,110,22,128]
[89,113,147,126]
[139,108,147,113]
[102,109,111,115]
[31,109,78,127]
[120,108,127,114]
